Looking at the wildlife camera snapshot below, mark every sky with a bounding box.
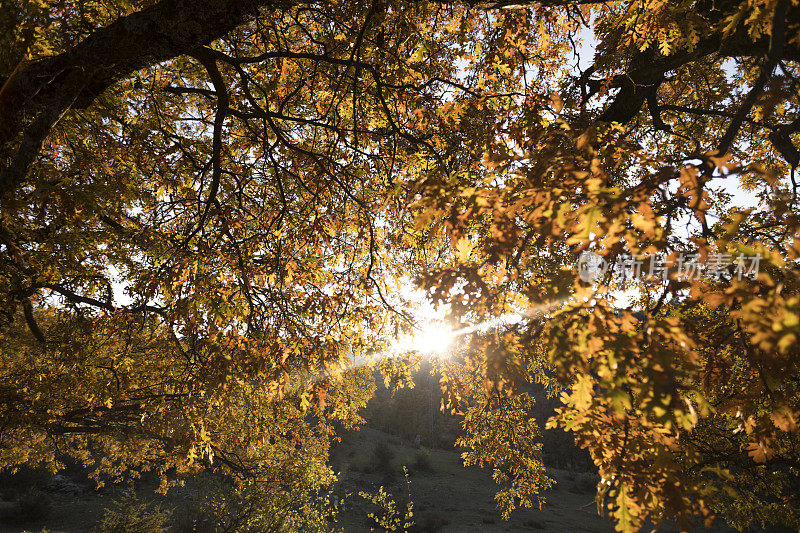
[96,13,774,353]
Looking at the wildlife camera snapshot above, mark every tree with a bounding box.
[1,0,799,531]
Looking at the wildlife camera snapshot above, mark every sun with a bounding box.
[390,322,454,357]
[413,323,454,356]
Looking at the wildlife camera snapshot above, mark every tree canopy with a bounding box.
[1,0,799,530]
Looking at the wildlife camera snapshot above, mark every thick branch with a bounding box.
[43,283,166,317]
[591,0,799,127]
[181,47,229,245]
[0,0,300,199]
[22,297,46,345]
[716,0,788,155]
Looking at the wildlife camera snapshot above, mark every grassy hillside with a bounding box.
[0,371,746,532]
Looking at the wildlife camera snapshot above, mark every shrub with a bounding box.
[360,486,414,531]
[0,488,53,523]
[578,473,599,494]
[171,499,216,533]
[417,512,449,532]
[524,519,546,529]
[412,449,434,473]
[370,441,395,475]
[169,474,337,533]
[0,467,50,501]
[95,490,170,533]
[16,489,53,522]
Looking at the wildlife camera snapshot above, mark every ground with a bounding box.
[0,426,740,532]
[333,427,617,532]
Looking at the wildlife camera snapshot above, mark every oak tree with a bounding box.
[1,0,799,530]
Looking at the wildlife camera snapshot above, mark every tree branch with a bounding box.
[22,297,46,345]
[717,0,789,155]
[0,0,302,199]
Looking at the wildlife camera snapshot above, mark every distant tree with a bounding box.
[1,0,799,531]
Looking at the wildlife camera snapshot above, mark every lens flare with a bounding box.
[299,295,577,391]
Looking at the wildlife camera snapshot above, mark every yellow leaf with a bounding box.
[454,237,473,263]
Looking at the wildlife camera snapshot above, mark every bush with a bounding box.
[578,472,599,494]
[17,489,53,522]
[95,490,170,533]
[171,499,216,533]
[360,485,414,532]
[412,450,434,473]
[417,512,449,532]
[524,519,546,529]
[170,475,337,533]
[370,441,395,475]
[0,488,53,522]
[0,467,51,501]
